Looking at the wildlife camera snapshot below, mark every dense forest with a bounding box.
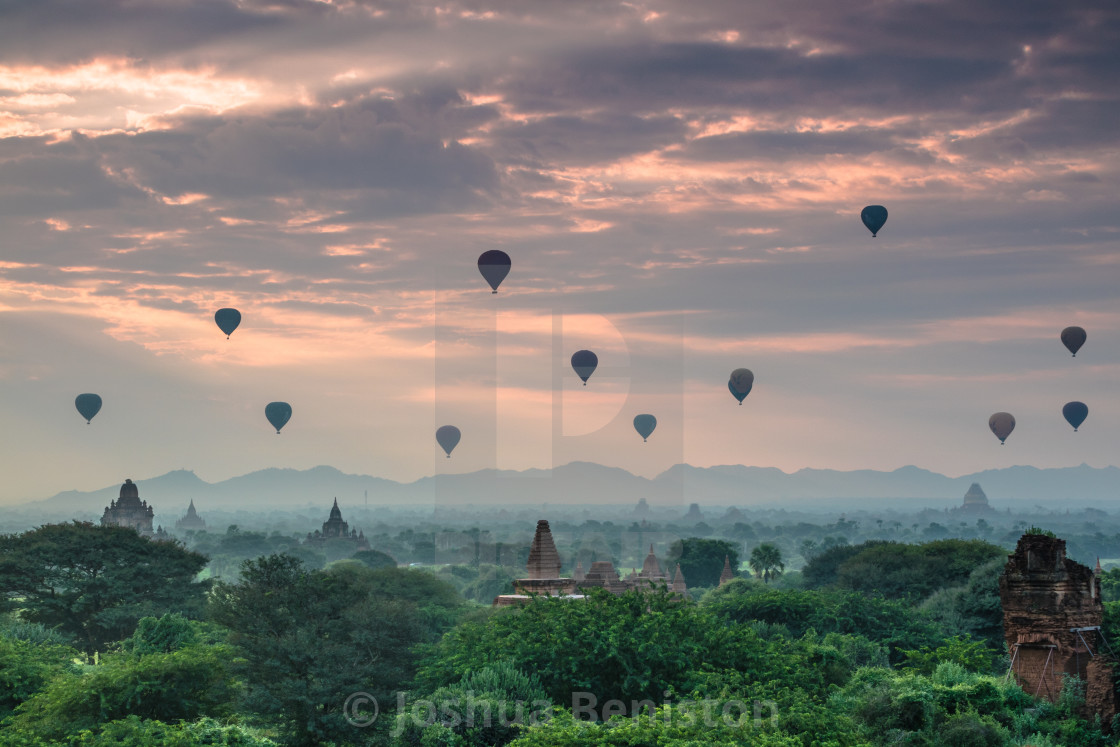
[4,512,1120,745]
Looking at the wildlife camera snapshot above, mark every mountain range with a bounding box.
[23,462,1120,515]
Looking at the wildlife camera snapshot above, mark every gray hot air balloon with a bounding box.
[265,402,292,434]
[1063,401,1088,432]
[436,425,461,457]
[728,368,754,405]
[75,393,102,424]
[571,350,598,385]
[477,250,511,293]
[988,412,1015,444]
[215,308,241,339]
[861,205,888,237]
[1061,326,1086,357]
[633,414,657,442]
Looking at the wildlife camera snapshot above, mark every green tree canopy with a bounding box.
[208,555,463,746]
[701,581,945,662]
[748,543,785,583]
[667,538,740,589]
[0,522,210,655]
[802,539,1006,600]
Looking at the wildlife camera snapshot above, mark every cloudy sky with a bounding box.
[0,0,1117,504]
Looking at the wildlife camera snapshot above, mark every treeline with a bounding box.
[2,522,1118,745]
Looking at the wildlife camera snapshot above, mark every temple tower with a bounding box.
[1000,533,1117,723]
[101,479,155,535]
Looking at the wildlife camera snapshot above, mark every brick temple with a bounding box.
[999,532,1117,724]
[493,519,689,606]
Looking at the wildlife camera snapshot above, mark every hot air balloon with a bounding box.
[989,412,1015,444]
[860,205,888,237]
[571,350,598,385]
[436,425,461,457]
[728,368,754,405]
[215,308,241,339]
[1063,401,1088,432]
[633,414,657,442]
[477,250,511,293]
[265,402,292,434]
[1061,326,1086,357]
[75,393,102,424]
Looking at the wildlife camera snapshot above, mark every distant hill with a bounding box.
[23,462,1120,514]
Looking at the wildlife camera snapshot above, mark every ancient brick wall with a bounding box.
[999,533,1116,725]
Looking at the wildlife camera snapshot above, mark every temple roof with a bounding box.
[963,483,988,505]
[640,544,663,578]
[526,519,562,580]
[719,555,734,586]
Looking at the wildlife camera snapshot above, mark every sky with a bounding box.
[0,0,1118,504]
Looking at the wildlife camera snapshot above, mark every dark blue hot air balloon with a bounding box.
[571,350,598,385]
[633,414,657,442]
[215,308,241,339]
[265,402,292,434]
[988,412,1015,445]
[1061,326,1086,357]
[477,250,511,293]
[436,425,461,457]
[1063,401,1088,432]
[728,368,754,405]
[75,393,102,424]
[861,205,888,237]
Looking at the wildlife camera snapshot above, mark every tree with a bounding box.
[6,633,236,741]
[749,544,785,583]
[208,555,463,746]
[701,582,944,662]
[351,548,397,569]
[667,539,739,588]
[0,522,210,655]
[0,626,80,720]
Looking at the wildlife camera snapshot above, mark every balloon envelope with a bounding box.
[633,414,657,442]
[477,250,511,293]
[728,368,754,404]
[1063,401,1088,431]
[1061,326,1086,357]
[75,393,102,423]
[436,425,461,457]
[988,412,1015,444]
[571,350,598,384]
[265,402,292,433]
[861,205,888,237]
[215,308,241,338]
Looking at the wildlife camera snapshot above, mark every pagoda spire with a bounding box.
[719,555,734,586]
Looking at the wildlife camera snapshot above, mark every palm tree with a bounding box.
[749,543,785,584]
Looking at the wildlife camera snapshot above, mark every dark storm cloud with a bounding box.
[494,42,1018,116]
[94,93,500,202]
[0,146,145,217]
[947,99,1120,163]
[487,113,688,166]
[673,129,928,162]
[0,0,280,64]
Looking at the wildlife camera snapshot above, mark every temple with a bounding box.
[999,532,1117,723]
[719,555,735,586]
[175,500,206,532]
[957,482,994,514]
[101,479,156,535]
[494,520,688,606]
[305,498,370,550]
